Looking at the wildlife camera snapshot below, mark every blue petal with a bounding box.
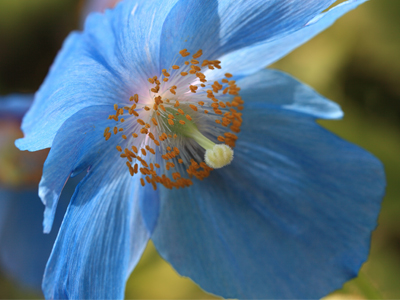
[42,148,152,300]
[0,94,33,120]
[160,0,335,68]
[16,0,179,152]
[151,106,384,299]
[207,0,368,79]
[159,0,221,68]
[215,0,336,54]
[38,105,157,299]
[38,105,120,233]
[237,69,343,119]
[0,177,77,290]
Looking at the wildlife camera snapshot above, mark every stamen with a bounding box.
[105,48,243,190]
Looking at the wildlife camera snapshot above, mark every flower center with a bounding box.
[104,49,244,190]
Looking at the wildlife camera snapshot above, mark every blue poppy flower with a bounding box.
[16,0,385,299]
[0,95,80,291]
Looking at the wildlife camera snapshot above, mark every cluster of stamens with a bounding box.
[103,49,244,190]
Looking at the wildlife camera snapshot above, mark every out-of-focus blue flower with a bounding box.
[16,0,385,299]
[0,95,79,290]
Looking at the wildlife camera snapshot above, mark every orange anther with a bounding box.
[179,120,186,125]
[137,119,145,125]
[105,132,111,141]
[141,148,147,156]
[168,114,174,119]
[132,133,138,138]
[174,101,180,107]
[168,119,174,126]
[151,118,158,126]
[179,49,190,57]
[181,72,188,76]
[189,104,198,111]
[140,178,145,186]
[225,73,233,78]
[132,146,138,153]
[189,85,198,93]
[116,145,122,152]
[172,65,180,69]
[185,114,192,121]
[192,49,203,59]
[162,69,170,76]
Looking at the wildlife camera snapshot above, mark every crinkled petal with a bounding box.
[16,0,179,152]
[159,0,221,67]
[37,104,140,234]
[37,105,114,233]
[207,0,368,79]
[151,106,384,299]
[0,177,77,290]
[215,0,336,54]
[42,164,151,299]
[237,69,343,119]
[40,106,157,299]
[160,0,336,69]
[160,0,335,68]
[0,94,33,120]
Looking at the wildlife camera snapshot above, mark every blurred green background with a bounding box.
[0,0,399,299]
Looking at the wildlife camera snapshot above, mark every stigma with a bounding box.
[104,48,244,190]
